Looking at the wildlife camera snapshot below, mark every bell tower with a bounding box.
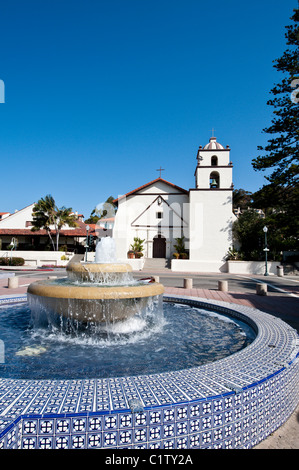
[189,135,234,270]
[194,136,233,190]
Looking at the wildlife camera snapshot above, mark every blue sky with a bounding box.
[0,0,296,218]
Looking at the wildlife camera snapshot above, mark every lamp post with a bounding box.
[85,225,90,262]
[263,226,269,276]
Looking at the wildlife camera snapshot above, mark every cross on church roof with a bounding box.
[210,128,216,137]
[156,166,165,178]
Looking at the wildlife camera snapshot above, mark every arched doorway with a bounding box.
[153,235,166,258]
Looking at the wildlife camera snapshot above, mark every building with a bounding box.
[113,136,236,272]
[0,203,95,253]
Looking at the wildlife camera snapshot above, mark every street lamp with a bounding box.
[263,226,269,276]
[85,225,90,262]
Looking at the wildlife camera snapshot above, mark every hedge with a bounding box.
[0,257,25,266]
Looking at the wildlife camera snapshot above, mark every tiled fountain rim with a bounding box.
[0,292,299,449]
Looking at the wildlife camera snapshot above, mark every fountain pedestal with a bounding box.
[27,261,164,323]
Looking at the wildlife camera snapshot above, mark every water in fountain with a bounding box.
[94,237,118,263]
[0,301,256,380]
[19,237,256,380]
[27,236,164,326]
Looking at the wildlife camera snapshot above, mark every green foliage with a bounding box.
[0,257,25,266]
[130,237,145,254]
[232,209,292,261]
[225,247,243,261]
[250,7,299,254]
[252,8,299,187]
[32,194,78,251]
[232,211,265,260]
[173,236,186,254]
[84,209,100,224]
[251,184,299,250]
[233,189,253,210]
[85,197,117,224]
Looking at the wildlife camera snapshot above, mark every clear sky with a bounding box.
[0,0,296,218]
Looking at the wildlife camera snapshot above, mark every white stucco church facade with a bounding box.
[112,136,235,272]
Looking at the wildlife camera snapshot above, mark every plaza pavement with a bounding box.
[0,269,298,449]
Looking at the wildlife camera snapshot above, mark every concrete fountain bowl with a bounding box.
[27,261,164,323]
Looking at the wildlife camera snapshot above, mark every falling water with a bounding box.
[94,237,117,263]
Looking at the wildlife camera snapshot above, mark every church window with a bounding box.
[210,171,220,188]
[156,212,163,219]
[211,156,218,166]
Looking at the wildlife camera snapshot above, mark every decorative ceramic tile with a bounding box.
[0,294,298,449]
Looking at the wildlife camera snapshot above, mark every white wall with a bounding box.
[198,149,231,166]
[0,203,81,231]
[113,181,189,259]
[189,189,233,263]
[0,250,72,267]
[172,259,228,273]
[171,260,281,274]
[196,166,233,189]
[227,261,279,275]
[0,205,35,228]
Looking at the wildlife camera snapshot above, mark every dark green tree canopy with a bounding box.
[252,7,299,188]
[232,188,253,210]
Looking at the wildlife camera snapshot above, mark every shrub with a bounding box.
[0,257,25,266]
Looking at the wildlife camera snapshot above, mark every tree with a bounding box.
[251,6,299,253]
[232,206,295,261]
[252,7,299,188]
[84,209,100,224]
[55,206,79,251]
[232,210,264,260]
[85,196,117,224]
[31,195,57,250]
[31,195,78,251]
[232,188,253,211]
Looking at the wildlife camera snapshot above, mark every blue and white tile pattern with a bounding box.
[0,293,298,449]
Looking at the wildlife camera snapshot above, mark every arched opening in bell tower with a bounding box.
[210,171,220,188]
[211,156,218,166]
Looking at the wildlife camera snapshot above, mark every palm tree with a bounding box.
[55,206,78,251]
[31,195,57,250]
[31,195,78,250]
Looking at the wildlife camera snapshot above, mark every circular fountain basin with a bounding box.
[27,278,164,323]
[66,262,133,282]
[0,293,298,449]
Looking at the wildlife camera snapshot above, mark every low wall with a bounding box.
[171,259,227,273]
[171,259,280,275]
[227,261,278,275]
[0,251,73,267]
[117,258,145,271]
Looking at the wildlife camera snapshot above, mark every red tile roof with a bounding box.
[0,221,97,237]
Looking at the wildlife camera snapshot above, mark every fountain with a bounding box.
[0,236,298,449]
[27,237,164,323]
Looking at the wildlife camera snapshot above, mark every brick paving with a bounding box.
[164,285,299,333]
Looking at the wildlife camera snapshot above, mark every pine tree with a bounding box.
[251,6,299,250]
[252,7,298,188]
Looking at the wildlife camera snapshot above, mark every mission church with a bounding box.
[112,136,236,273]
